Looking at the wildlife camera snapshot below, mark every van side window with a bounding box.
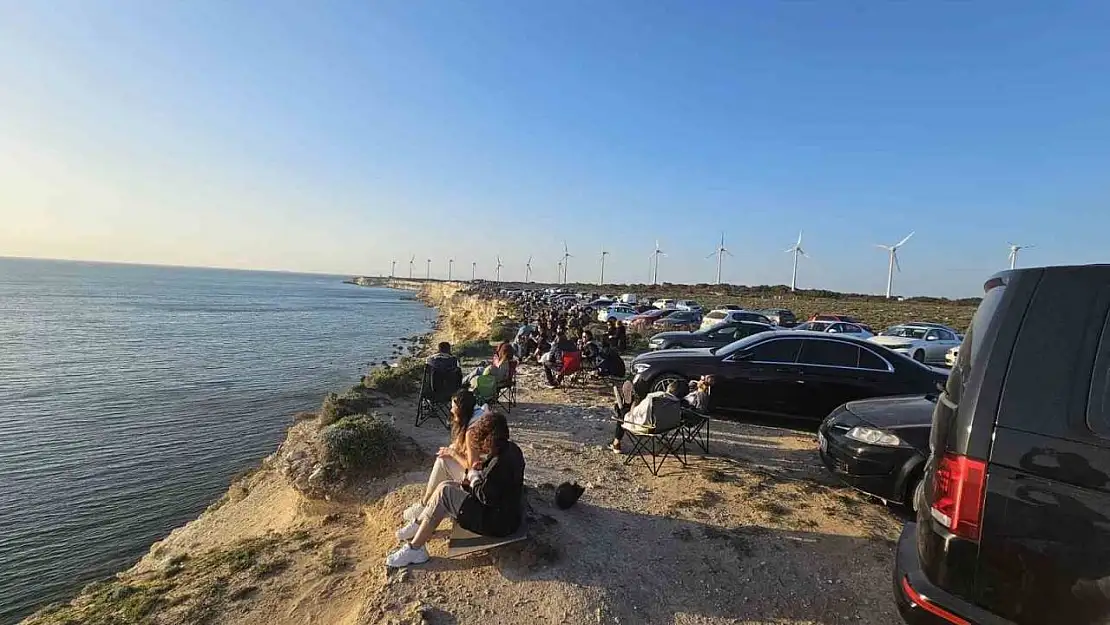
[1086,310,1110,438]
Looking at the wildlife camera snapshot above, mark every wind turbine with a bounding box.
[448,258,454,281]
[784,231,807,292]
[390,259,396,279]
[706,233,731,285]
[471,261,477,281]
[425,258,431,280]
[875,232,914,299]
[408,254,415,279]
[1007,243,1033,270]
[599,248,609,285]
[557,259,563,284]
[561,242,572,284]
[525,256,533,282]
[650,240,665,285]
[495,256,503,282]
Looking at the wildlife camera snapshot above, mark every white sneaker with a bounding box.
[402,502,425,523]
[386,543,429,567]
[395,520,420,542]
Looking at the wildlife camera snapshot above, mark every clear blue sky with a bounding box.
[1,1,1107,297]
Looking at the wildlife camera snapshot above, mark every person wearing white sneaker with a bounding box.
[399,389,487,524]
[387,412,525,568]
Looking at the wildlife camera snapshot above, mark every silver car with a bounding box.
[869,324,962,365]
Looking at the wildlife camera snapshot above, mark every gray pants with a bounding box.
[422,481,469,529]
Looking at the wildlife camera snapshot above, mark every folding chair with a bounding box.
[559,352,586,389]
[490,360,518,413]
[614,393,686,476]
[416,364,461,428]
[680,393,712,455]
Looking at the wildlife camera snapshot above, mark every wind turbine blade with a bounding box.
[893,251,902,272]
[797,230,803,247]
[798,247,807,257]
[527,255,532,263]
[723,249,733,257]
[875,244,891,250]
[895,231,915,248]
[705,251,716,260]
[784,247,796,254]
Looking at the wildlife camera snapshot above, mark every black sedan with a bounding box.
[629,331,948,421]
[818,395,933,509]
[647,321,775,350]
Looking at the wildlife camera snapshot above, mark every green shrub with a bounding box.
[489,316,518,343]
[456,340,494,358]
[319,414,401,471]
[360,358,422,398]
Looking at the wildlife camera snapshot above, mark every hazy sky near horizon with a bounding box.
[2,2,1108,297]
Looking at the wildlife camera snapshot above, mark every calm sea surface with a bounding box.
[0,258,434,623]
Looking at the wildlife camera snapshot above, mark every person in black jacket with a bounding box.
[387,412,525,567]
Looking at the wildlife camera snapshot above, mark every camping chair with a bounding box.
[490,360,518,413]
[614,390,686,476]
[680,387,713,454]
[416,364,461,428]
[559,351,586,389]
[471,370,498,407]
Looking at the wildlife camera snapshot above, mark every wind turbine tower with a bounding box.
[784,231,807,292]
[1008,243,1033,270]
[599,248,609,285]
[707,233,731,285]
[471,261,477,281]
[557,260,563,284]
[650,241,665,285]
[408,255,415,279]
[875,232,915,298]
[448,258,454,281]
[425,258,431,280]
[390,259,396,279]
[525,256,533,282]
[561,242,572,285]
[495,256,503,282]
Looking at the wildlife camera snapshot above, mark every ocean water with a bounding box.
[0,258,435,624]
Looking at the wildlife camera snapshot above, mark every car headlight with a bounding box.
[632,363,652,374]
[648,337,663,345]
[844,426,904,447]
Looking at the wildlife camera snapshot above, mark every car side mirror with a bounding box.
[926,335,938,341]
[827,329,839,333]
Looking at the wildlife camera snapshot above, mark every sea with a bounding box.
[0,258,436,624]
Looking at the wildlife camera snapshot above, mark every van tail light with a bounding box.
[930,453,987,541]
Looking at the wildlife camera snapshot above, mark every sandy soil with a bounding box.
[25,286,908,625]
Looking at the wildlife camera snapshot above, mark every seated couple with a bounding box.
[387,390,525,567]
[607,375,715,453]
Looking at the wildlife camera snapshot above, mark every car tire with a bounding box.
[908,475,925,512]
[651,373,687,393]
[912,350,925,363]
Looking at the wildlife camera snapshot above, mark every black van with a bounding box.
[895,265,1110,625]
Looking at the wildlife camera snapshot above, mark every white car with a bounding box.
[676,300,703,313]
[869,324,962,365]
[700,309,774,331]
[598,305,638,323]
[794,320,874,339]
[653,298,677,310]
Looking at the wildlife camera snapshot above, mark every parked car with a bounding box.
[676,300,704,313]
[648,321,775,350]
[597,304,637,323]
[819,395,933,509]
[700,309,774,331]
[895,266,1110,625]
[628,308,676,330]
[812,314,874,334]
[653,298,677,310]
[944,345,958,367]
[618,293,639,305]
[651,310,702,331]
[794,320,874,339]
[869,323,961,365]
[630,331,948,421]
[760,308,797,327]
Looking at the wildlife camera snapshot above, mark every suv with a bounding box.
[760,308,797,327]
[895,266,1110,625]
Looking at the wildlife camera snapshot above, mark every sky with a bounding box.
[1,1,1108,297]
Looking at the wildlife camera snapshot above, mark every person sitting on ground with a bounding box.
[606,319,628,352]
[519,329,539,363]
[426,342,460,372]
[683,375,716,412]
[388,411,526,567]
[596,337,627,378]
[401,390,486,524]
[532,332,552,363]
[543,330,580,388]
[608,380,681,453]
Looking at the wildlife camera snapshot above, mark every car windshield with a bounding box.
[882,326,928,339]
[713,332,770,356]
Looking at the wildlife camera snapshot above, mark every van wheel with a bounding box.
[651,374,687,393]
[912,350,925,363]
[909,477,925,512]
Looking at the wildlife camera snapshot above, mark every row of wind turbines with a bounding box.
[389,235,1034,299]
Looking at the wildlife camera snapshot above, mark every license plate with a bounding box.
[817,431,827,452]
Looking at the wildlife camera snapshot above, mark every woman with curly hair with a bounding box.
[388,411,525,567]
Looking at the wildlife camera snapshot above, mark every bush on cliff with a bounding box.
[319,386,392,426]
[456,340,494,358]
[359,357,422,398]
[319,414,401,472]
[489,315,518,343]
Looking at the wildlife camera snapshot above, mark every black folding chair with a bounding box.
[614,392,687,477]
[680,387,713,454]
[416,364,461,428]
[490,360,518,413]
